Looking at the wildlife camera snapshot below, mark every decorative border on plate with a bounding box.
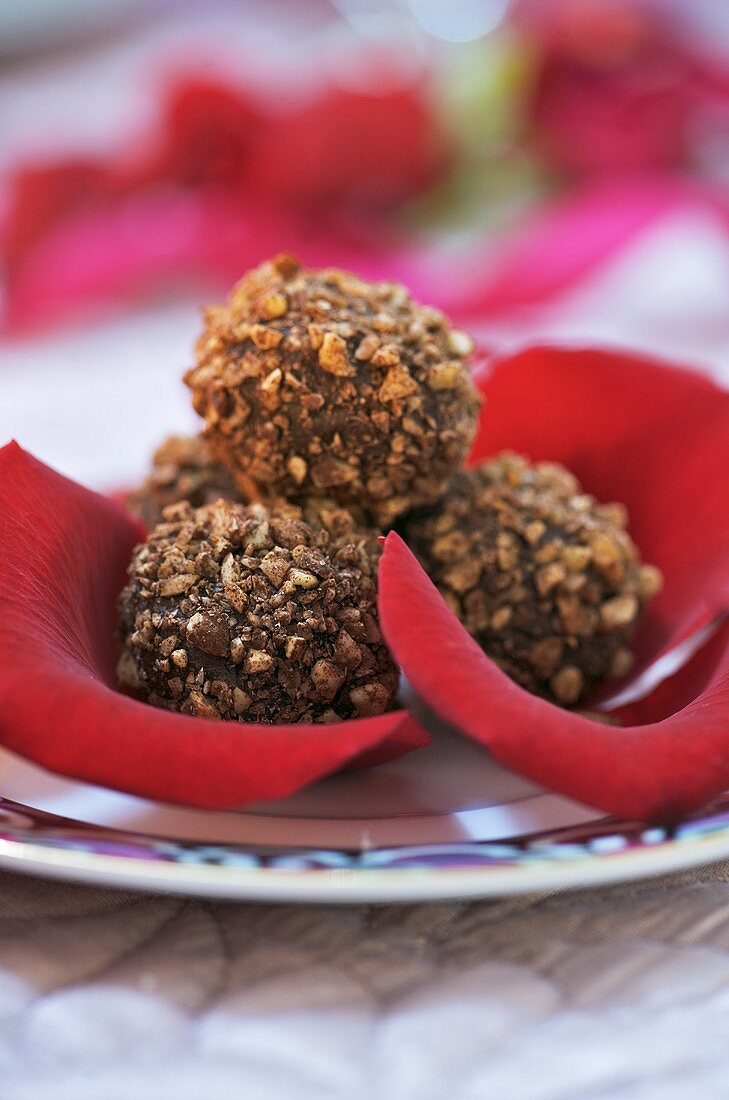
[1,793,728,875]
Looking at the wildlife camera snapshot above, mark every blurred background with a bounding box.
[2,0,729,487]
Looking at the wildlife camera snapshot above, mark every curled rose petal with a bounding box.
[379,347,729,822]
[470,346,729,674]
[380,536,729,823]
[0,444,426,808]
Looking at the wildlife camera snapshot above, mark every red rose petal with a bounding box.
[0,444,426,809]
[0,191,372,334]
[244,83,449,209]
[380,533,729,822]
[615,618,729,729]
[379,346,729,822]
[448,177,689,320]
[471,346,729,676]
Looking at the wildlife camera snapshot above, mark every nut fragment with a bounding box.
[159,575,196,597]
[379,365,418,403]
[287,456,308,485]
[244,649,274,674]
[289,568,319,589]
[490,607,513,631]
[448,330,474,357]
[259,552,291,588]
[427,361,463,392]
[233,688,251,715]
[311,659,346,701]
[318,331,355,377]
[334,630,363,669]
[170,649,188,669]
[599,594,639,631]
[551,666,585,705]
[535,562,567,596]
[285,636,307,660]
[638,564,663,600]
[186,612,230,657]
[259,292,288,319]
[349,682,393,717]
[249,324,282,350]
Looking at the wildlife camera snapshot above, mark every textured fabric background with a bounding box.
[1,863,729,1098]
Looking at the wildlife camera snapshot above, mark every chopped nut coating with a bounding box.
[127,435,240,529]
[185,254,481,525]
[118,499,398,723]
[400,453,662,707]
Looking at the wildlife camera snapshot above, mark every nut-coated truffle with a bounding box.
[127,435,240,529]
[184,253,481,525]
[400,453,663,706]
[117,498,398,723]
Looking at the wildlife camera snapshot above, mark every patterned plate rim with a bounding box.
[0,796,728,902]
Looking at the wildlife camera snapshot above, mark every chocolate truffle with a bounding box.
[400,453,663,706]
[127,435,240,529]
[184,253,481,526]
[117,498,398,723]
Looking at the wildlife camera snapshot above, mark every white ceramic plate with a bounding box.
[1,730,728,903]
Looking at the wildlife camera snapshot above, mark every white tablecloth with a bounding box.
[2,207,729,1099]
